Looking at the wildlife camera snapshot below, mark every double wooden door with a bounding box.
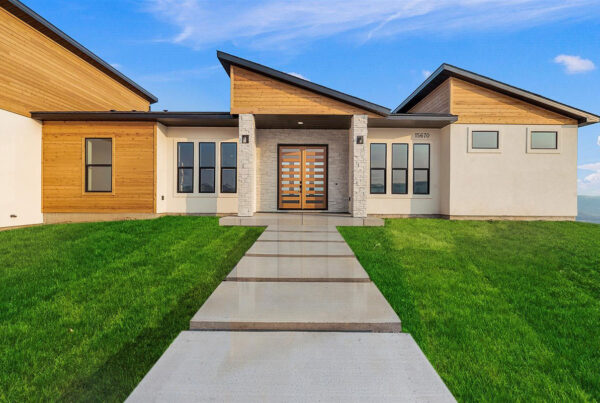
[278,145,327,210]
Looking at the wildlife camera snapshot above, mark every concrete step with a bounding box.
[226,256,369,282]
[126,331,455,402]
[246,240,354,257]
[190,282,401,332]
[258,230,344,242]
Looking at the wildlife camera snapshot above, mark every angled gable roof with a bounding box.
[1,0,157,104]
[394,64,599,127]
[217,51,390,116]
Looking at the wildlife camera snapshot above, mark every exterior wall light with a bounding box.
[357,136,364,144]
[241,135,249,144]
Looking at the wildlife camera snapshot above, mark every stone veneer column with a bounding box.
[348,115,368,218]
[238,114,256,217]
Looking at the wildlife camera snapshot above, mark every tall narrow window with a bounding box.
[177,142,194,193]
[370,143,386,194]
[85,138,112,192]
[221,142,237,193]
[413,143,430,195]
[199,142,215,193]
[392,143,408,194]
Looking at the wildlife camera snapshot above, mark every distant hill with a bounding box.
[577,196,600,224]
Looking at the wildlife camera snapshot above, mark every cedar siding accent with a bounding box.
[42,122,156,213]
[230,66,377,116]
[408,79,451,114]
[0,8,150,117]
[450,78,577,125]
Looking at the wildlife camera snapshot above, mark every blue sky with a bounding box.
[25,0,600,195]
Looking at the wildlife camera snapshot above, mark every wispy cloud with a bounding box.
[578,162,600,195]
[288,72,310,81]
[554,54,596,74]
[422,70,432,78]
[597,135,600,147]
[143,0,599,50]
[140,65,220,83]
[110,63,122,69]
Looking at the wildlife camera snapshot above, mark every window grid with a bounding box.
[85,138,112,193]
[413,143,430,195]
[177,142,194,194]
[370,143,387,194]
[220,142,237,193]
[392,143,408,195]
[199,142,215,193]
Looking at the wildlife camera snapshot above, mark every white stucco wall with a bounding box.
[367,128,441,216]
[156,125,238,215]
[0,109,43,228]
[447,124,578,217]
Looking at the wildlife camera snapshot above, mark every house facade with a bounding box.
[1,0,598,229]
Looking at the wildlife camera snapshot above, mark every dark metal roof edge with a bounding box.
[3,0,158,104]
[217,50,391,116]
[393,63,599,125]
[386,113,458,121]
[31,111,237,120]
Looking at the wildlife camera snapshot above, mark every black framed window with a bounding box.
[531,131,557,149]
[199,142,215,193]
[472,131,499,149]
[177,142,194,193]
[392,143,408,194]
[370,143,386,194]
[413,143,430,195]
[221,142,237,193]
[85,138,112,192]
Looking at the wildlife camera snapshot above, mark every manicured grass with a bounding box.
[339,219,600,402]
[0,216,263,402]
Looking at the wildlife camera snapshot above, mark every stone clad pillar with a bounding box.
[349,115,368,218]
[238,114,256,217]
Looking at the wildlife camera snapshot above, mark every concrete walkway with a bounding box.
[127,214,455,402]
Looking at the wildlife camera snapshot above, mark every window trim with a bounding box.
[177,142,194,194]
[198,142,216,194]
[370,143,387,194]
[526,128,561,154]
[391,143,408,195]
[84,137,113,193]
[471,130,499,150]
[220,142,237,194]
[530,130,558,150]
[413,143,430,195]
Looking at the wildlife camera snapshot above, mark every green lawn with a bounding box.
[339,219,600,402]
[0,216,263,402]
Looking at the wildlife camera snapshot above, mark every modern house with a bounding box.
[1,0,599,229]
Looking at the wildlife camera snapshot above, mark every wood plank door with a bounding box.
[278,145,327,210]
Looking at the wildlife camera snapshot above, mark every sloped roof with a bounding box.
[393,63,599,127]
[217,51,390,116]
[1,0,158,103]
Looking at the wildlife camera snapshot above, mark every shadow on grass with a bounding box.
[59,226,263,403]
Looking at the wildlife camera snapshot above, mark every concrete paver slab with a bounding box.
[257,230,344,242]
[126,331,455,403]
[189,281,401,332]
[227,256,369,282]
[247,240,354,256]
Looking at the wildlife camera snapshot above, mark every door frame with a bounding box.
[277,144,329,211]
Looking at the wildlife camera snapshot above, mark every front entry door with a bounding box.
[278,145,327,210]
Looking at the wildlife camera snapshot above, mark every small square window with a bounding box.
[531,131,557,149]
[472,131,499,149]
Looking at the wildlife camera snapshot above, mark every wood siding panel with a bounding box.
[42,122,156,213]
[0,8,150,117]
[230,66,377,116]
[450,78,576,125]
[408,79,450,114]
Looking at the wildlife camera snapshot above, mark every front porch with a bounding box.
[220,212,384,227]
